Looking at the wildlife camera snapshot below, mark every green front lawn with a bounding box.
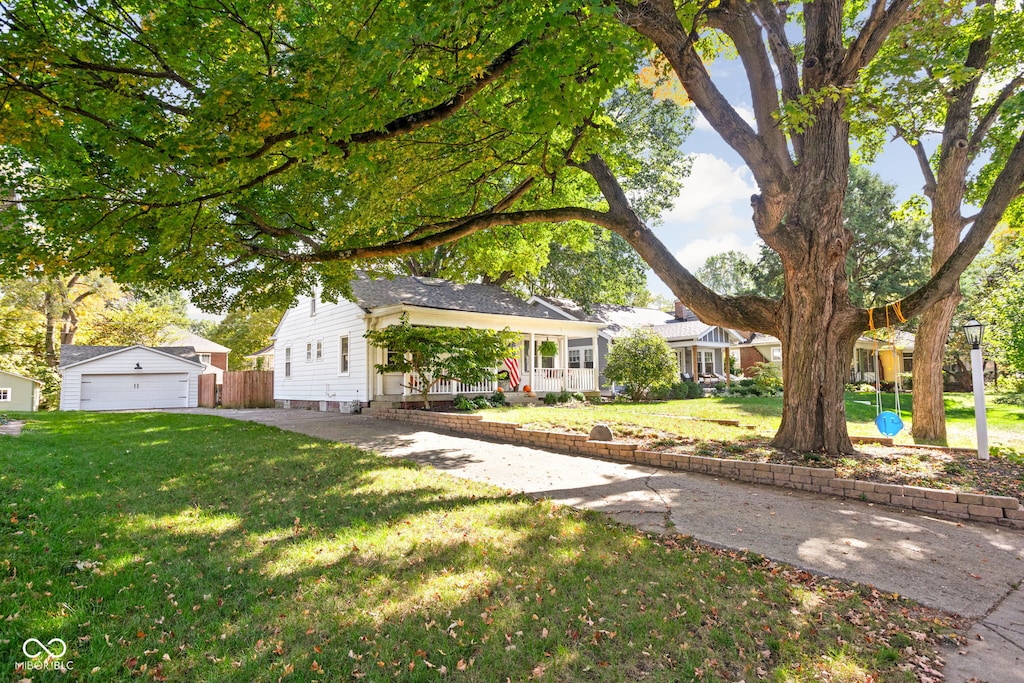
[0,412,955,681]
[484,393,1024,450]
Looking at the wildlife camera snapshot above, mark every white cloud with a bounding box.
[664,153,757,217]
[650,153,763,278]
[693,104,756,133]
[673,235,762,273]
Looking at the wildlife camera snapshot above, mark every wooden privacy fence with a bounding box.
[198,371,274,408]
[222,370,274,408]
[198,374,217,408]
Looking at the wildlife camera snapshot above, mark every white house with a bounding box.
[59,345,205,410]
[271,276,605,411]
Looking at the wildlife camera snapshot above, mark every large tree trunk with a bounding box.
[911,293,959,443]
[43,290,59,368]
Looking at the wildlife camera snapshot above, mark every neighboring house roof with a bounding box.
[739,332,781,347]
[245,344,275,359]
[349,276,569,320]
[0,369,43,385]
[162,328,231,354]
[532,296,673,339]
[652,320,714,341]
[59,345,204,370]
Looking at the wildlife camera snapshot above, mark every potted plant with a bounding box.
[538,340,558,358]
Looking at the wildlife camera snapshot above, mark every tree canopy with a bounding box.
[2,0,1022,452]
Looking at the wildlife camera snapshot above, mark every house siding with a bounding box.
[0,372,41,412]
[60,347,202,410]
[273,295,369,408]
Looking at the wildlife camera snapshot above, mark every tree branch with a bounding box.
[616,0,789,196]
[888,130,1024,321]
[749,0,803,157]
[896,129,937,198]
[839,0,914,84]
[968,73,1024,160]
[579,152,780,334]
[706,0,792,173]
[242,205,610,262]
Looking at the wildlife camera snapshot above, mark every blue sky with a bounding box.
[645,58,929,298]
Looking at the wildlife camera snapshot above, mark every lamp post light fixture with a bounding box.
[961,318,989,460]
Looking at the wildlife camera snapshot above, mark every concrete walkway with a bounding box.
[176,408,1024,681]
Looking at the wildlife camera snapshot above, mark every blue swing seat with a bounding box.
[875,411,904,437]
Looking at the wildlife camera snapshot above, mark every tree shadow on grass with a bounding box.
[2,412,954,682]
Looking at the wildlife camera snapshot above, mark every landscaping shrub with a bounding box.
[557,389,572,404]
[646,383,672,401]
[686,380,705,399]
[472,396,491,409]
[995,393,1024,407]
[453,395,475,411]
[604,328,677,401]
[751,362,783,395]
[738,378,756,388]
[543,392,559,406]
[488,390,507,407]
[571,392,586,402]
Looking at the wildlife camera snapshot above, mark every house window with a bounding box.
[771,346,782,362]
[284,347,292,378]
[339,336,350,374]
[310,295,317,317]
[386,349,404,366]
[697,350,715,375]
[902,351,913,372]
[315,340,323,361]
[568,349,581,369]
[199,353,212,365]
[584,349,594,369]
[306,343,313,361]
[0,388,9,402]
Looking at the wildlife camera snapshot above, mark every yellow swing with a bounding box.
[868,302,906,437]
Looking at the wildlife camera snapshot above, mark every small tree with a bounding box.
[365,314,519,408]
[604,328,677,402]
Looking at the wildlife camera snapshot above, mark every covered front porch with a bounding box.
[367,305,604,403]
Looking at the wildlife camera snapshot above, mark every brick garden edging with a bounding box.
[370,407,1024,530]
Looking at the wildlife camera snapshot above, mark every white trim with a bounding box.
[0,370,43,385]
[60,345,204,371]
[338,335,350,375]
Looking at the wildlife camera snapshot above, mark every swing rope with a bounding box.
[865,302,907,436]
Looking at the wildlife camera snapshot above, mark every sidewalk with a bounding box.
[177,408,1024,681]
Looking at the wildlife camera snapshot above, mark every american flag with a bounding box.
[503,356,521,388]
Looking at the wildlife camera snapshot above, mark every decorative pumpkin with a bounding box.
[495,386,504,393]
[522,384,532,393]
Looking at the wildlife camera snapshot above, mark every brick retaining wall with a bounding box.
[371,407,1024,529]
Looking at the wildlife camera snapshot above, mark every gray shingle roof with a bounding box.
[533,296,674,338]
[651,321,713,341]
[350,276,567,319]
[59,345,202,368]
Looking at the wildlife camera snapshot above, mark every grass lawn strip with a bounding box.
[1,412,961,682]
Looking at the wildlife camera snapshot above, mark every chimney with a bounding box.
[673,300,696,321]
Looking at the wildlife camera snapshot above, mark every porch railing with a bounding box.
[401,367,598,396]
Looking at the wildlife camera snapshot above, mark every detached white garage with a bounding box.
[59,345,204,411]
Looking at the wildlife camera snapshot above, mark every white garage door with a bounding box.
[80,373,189,410]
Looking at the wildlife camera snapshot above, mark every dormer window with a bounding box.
[199,353,212,365]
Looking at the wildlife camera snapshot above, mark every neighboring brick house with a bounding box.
[162,329,231,382]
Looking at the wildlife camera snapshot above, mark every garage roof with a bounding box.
[59,345,204,370]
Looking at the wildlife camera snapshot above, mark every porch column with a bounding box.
[725,346,732,389]
[529,332,536,390]
[559,336,565,391]
[691,346,698,381]
[592,333,599,391]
